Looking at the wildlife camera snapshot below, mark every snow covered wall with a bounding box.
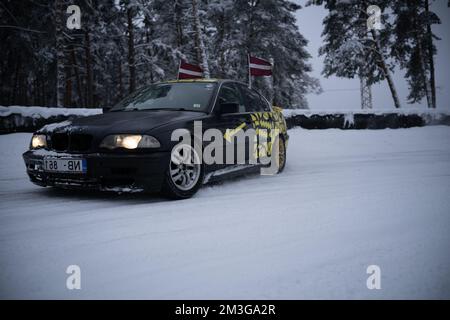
[283,109,450,130]
[0,106,102,134]
[1,106,450,134]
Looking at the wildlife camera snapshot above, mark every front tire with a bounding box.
[161,143,204,199]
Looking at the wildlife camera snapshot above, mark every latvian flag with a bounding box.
[178,60,203,79]
[249,55,272,76]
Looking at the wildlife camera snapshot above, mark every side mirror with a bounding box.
[219,102,240,115]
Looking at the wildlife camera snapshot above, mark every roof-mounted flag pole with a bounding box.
[248,54,252,89]
[177,60,181,80]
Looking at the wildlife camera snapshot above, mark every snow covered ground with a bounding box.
[0,127,450,299]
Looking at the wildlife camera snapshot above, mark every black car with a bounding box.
[23,79,288,199]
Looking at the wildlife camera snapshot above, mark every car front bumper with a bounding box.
[22,150,171,193]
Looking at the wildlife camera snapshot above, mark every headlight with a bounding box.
[31,134,47,149]
[100,135,160,150]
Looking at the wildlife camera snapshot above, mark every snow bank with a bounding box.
[0,106,101,119]
[2,105,450,134]
[282,108,450,118]
[0,106,102,134]
[283,108,450,129]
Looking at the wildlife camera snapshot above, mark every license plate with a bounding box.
[44,158,86,173]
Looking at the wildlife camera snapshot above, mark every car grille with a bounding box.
[50,133,93,152]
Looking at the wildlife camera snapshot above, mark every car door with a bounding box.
[236,84,275,161]
[211,82,250,167]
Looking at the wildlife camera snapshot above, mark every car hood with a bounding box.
[38,109,206,135]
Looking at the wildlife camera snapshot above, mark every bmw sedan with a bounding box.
[23,79,288,199]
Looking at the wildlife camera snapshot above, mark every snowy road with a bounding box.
[1,127,450,299]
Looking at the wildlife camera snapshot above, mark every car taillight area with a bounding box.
[49,133,93,152]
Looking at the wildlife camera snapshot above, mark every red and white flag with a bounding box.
[178,60,203,79]
[249,55,272,77]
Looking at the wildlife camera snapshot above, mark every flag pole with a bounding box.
[248,54,252,89]
[270,57,274,104]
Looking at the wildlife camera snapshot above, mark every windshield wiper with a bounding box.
[165,107,206,113]
[109,107,149,112]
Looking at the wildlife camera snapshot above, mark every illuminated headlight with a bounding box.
[31,134,47,149]
[100,135,160,150]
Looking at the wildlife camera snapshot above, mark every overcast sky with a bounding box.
[293,0,450,111]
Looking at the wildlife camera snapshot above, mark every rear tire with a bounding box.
[276,136,287,174]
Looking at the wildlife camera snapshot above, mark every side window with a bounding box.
[216,84,245,113]
[259,95,272,112]
[238,85,270,112]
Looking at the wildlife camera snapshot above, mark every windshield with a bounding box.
[110,82,217,112]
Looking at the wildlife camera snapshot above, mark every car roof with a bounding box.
[163,79,246,86]
[141,78,273,110]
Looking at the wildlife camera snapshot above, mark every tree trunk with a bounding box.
[39,73,45,106]
[33,76,39,105]
[127,7,136,93]
[174,0,184,48]
[217,12,227,77]
[3,50,13,105]
[12,59,21,104]
[33,76,38,105]
[55,0,66,107]
[39,72,46,106]
[411,9,432,108]
[64,65,72,107]
[119,61,124,100]
[371,30,402,109]
[380,60,401,109]
[84,30,94,107]
[71,47,84,107]
[18,71,27,105]
[425,0,437,108]
[246,1,258,86]
[192,0,210,78]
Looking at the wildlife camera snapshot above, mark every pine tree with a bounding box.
[0,0,58,106]
[313,0,402,109]
[55,0,68,107]
[390,0,440,108]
